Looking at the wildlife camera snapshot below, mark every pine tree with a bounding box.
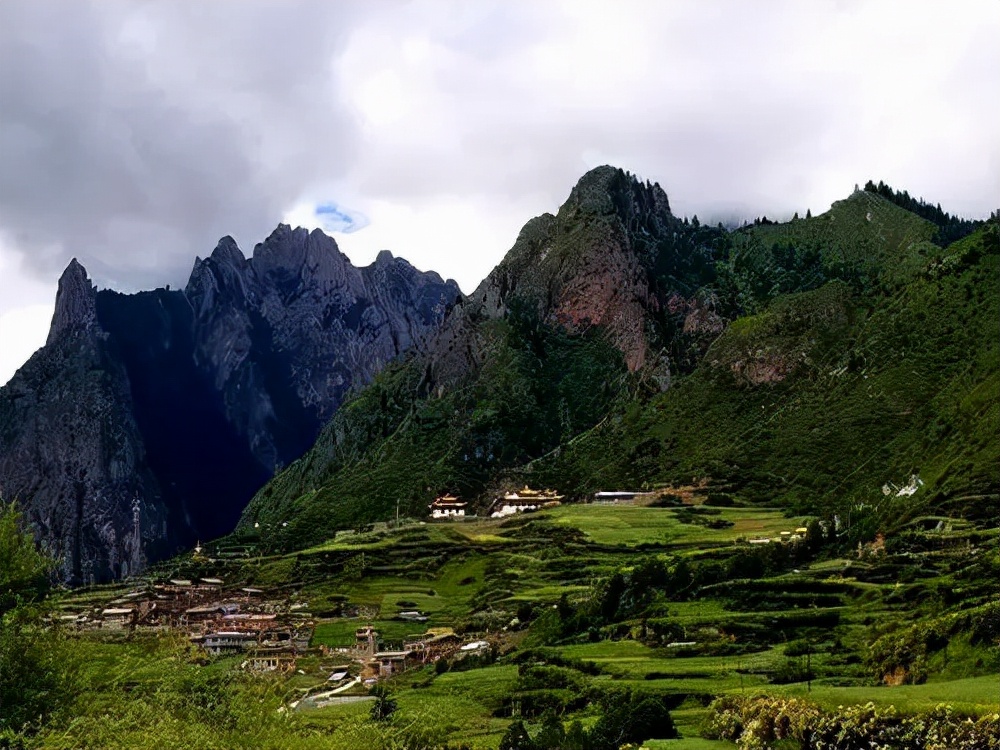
[534,711,565,749]
[563,720,589,750]
[499,719,536,750]
[369,684,397,721]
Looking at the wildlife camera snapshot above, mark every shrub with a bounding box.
[705,695,1000,750]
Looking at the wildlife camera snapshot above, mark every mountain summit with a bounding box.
[46,258,98,344]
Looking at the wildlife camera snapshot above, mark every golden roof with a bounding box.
[429,494,466,507]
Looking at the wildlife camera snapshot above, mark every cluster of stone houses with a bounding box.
[55,577,313,673]
[329,625,486,679]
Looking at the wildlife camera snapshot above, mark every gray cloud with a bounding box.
[1,0,998,299]
[0,0,367,289]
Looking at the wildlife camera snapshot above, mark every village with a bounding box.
[51,484,818,712]
[42,487,566,706]
[50,560,504,709]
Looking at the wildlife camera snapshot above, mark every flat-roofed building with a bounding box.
[429,494,467,519]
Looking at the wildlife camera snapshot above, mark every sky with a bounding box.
[1,0,998,386]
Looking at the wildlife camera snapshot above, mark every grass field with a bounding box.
[546,503,808,547]
[769,674,1000,716]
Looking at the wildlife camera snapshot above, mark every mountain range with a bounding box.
[242,167,998,551]
[0,226,459,583]
[1,166,996,581]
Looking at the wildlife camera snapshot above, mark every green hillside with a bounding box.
[241,176,999,552]
[535,222,999,536]
[242,168,727,549]
[4,176,998,749]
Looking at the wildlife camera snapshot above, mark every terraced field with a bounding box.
[36,500,998,749]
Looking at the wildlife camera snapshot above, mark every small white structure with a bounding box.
[592,490,654,505]
[491,486,563,518]
[398,610,428,622]
[429,494,467,519]
[459,640,490,652]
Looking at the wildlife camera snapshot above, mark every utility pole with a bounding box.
[807,639,812,693]
[396,498,400,528]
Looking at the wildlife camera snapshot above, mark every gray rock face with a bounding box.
[0,227,460,582]
[186,225,460,471]
[46,258,98,344]
[1,262,166,583]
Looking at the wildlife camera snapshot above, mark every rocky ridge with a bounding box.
[423,166,723,388]
[0,228,460,582]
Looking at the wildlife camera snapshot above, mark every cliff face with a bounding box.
[0,229,460,583]
[184,227,458,471]
[0,261,167,582]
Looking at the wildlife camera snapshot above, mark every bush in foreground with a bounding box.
[705,694,1000,750]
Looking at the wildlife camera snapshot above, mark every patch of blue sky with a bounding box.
[314,202,370,234]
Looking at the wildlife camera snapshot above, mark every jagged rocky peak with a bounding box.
[364,249,454,291]
[251,224,352,286]
[47,257,97,344]
[186,236,251,314]
[210,235,247,267]
[2,218,466,582]
[455,166,687,376]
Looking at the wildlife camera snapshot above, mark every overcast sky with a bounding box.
[1,0,998,385]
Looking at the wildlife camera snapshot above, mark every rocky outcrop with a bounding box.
[0,229,460,582]
[183,225,460,471]
[46,259,98,344]
[427,166,722,388]
[0,262,167,583]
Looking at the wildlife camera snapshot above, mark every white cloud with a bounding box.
[1,0,998,378]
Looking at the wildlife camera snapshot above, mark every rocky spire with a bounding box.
[46,258,97,344]
[209,235,246,267]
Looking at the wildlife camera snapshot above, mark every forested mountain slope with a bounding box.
[241,170,998,551]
